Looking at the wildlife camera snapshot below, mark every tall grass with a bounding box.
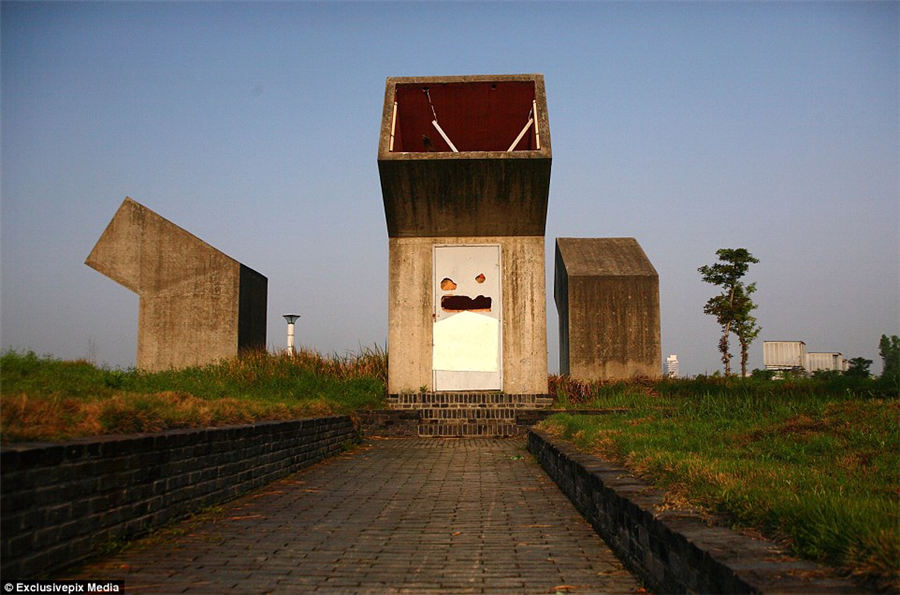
[549,374,661,409]
[540,379,899,591]
[549,372,897,408]
[1,347,387,443]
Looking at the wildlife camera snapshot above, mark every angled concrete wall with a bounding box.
[378,75,551,394]
[86,198,267,371]
[555,238,660,381]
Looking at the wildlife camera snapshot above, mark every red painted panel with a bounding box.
[393,81,536,152]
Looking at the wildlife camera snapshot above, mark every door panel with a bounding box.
[433,245,502,391]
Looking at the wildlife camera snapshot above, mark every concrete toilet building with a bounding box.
[377,74,552,434]
[555,237,661,381]
[86,197,267,372]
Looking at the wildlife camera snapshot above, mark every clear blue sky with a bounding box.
[2,1,897,376]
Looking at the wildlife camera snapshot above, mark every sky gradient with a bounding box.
[2,1,897,376]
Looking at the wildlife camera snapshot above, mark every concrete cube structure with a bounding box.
[378,74,551,394]
[555,238,661,381]
[85,197,267,371]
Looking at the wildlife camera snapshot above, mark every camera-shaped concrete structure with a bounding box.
[378,74,551,394]
[555,237,661,381]
[86,198,267,371]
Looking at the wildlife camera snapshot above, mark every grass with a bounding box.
[539,376,899,591]
[0,347,387,443]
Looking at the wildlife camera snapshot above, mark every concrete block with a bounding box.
[86,197,267,371]
[555,238,661,381]
[378,75,551,395]
[378,74,551,238]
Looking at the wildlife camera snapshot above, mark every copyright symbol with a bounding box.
[4,583,13,593]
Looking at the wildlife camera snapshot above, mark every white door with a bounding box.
[432,244,502,391]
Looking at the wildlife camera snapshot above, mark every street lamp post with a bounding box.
[283,314,300,355]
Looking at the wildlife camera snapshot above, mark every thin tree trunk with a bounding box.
[720,320,732,376]
[739,336,748,377]
[724,287,736,376]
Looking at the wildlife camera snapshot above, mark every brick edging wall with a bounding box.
[1,416,357,579]
[527,429,861,594]
[356,409,420,437]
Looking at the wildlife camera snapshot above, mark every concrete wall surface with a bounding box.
[85,198,267,371]
[555,237,660,380]
[0,416,356,579]
[378,157,551,238]
[387,236,547,394]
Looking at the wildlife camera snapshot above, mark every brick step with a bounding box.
[417,421,521,438]
[389,393,553,409]
[386,392,552,437]
[419,417,515,427]
[419,408,517,420]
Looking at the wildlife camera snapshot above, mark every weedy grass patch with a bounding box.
[540,379,899,591]
[1,348,387,443]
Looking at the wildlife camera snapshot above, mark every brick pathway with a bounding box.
[70,438,641,594]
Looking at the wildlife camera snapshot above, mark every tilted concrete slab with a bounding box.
[555,238,661,381]
[86,197,266,371]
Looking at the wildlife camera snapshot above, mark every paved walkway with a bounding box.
[71,438,642,594]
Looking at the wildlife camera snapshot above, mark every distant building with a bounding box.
[807,352,844,373]
[665,354,679,378]
[763,341,846,375]
[763,341,807,373]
